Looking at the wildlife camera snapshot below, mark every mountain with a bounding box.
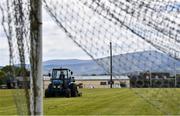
[100,50,180,74]
[43,51,180,75]
[43,59,105,75]
[43,59,91,66]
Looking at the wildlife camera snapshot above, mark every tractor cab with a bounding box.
[45,68,81,98]
[50,68,75,88]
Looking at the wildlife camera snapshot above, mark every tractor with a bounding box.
[45,68,82,98]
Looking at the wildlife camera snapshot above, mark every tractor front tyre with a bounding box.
[45,89,50,98]
[45,84,53,97]
[64,88,71,98]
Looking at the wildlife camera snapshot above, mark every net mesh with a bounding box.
[43,0,180,74]
[43,0,180,114]
[0,0,30,115]
[0,0,180,115]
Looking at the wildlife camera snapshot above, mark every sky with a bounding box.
[0,8,90,66]
[0,1,179,66]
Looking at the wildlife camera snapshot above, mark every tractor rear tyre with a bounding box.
[69,83,78,97]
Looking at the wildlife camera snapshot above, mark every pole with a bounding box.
[110,42,113,88]
[150,71,152,87]
[174,54,177,87]
[30,0,43,115]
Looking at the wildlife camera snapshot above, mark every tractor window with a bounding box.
[68,70,72,77]
[52,70,68,79]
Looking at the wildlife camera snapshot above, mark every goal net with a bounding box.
[0,0,30,115]
[44,0,180,114]
[0,0,180,115]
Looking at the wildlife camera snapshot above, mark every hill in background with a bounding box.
[43,50,180,75]
[43,59,105,75]
[1,51,179,75]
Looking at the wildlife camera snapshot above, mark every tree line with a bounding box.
[0,65,30,85]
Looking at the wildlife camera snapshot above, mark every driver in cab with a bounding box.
[59,71,67,88]
[59,71,65,80]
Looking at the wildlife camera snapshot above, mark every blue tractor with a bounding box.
[45,68,82,97]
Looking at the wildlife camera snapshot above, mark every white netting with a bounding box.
[43,0,180,114]
[0,0,180,114]
[0,0,30,115]
[44,0,180,74]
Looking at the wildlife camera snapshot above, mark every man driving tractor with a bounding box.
[45,68,82,97]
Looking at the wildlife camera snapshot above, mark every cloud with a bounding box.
[0,29,9,66]
[0,8,90,66]
[42,9,90,61]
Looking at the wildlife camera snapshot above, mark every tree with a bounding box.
[1,65,13,74]
[1,65,30,77]
[0,70,5,85]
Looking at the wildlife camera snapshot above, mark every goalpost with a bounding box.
[30,0,43,115]
[0,0,43,115]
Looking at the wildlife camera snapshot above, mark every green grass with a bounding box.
[0,90,17,115]
[0,88,180,115]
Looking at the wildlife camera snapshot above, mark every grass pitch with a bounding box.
[0,88,180,115]
[0,90,17,115]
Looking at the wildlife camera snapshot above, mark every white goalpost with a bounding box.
[0,0,43,115]
[30,0,43,115]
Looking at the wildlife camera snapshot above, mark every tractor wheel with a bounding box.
[69,83,78,97]
[45,84,53,97]
[64,88,71,98]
